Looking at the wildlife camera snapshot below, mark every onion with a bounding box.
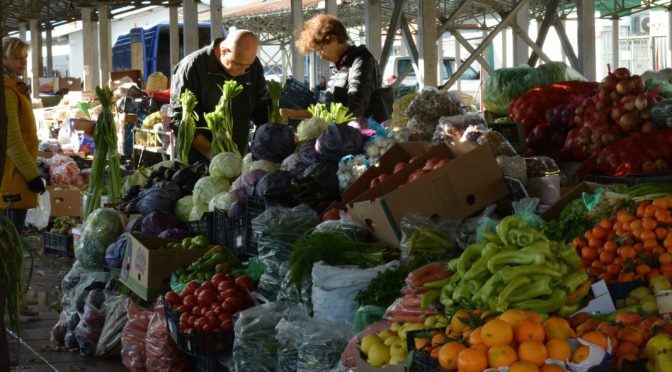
[601,74,619,90]
[574,115,583,126]
[640,111,651,121]
[642,160,656,173]
[610,107,623,122]
[597,89,611,104]
[631,75,644,93]
[641,120,656,133]
[614,67,631,80]
[601,133,616,145]
[579,126,592,138]
[634,94,647,110]
[616,79,634,95]
[619,111,641,133]
[609,91,622,102]
[620,95,636,111]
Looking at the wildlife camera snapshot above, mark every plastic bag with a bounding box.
[433,114,486,144]
[475,130,518,157]
[230,302,309,372]
[58,119,80,152]
[51,307,74,344]
[296,320,350,371]
[315,124,366,164]
[352,305,386,333]
[25,181,50,230]
[276,319,302,372]
[399,213,458,260]
[277,261,312,308]
[145,297,184,372]
[95,294,127,357]
[72,272,110,315]
[512,198,545,228]
[311,261,398,326]
[313,218,372,242]
[74,288,107,355]
[62,261,92,296]
[121,299,153,371]
[252,205,320,301]
[455,205,499,249]
[496,155,528,186]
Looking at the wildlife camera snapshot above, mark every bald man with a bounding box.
[169,30,270,162]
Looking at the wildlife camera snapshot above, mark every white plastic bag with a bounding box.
[311,261,398,326]
[26,181,50,230]
[58,119,81,152]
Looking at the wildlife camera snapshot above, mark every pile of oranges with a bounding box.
[571,197,672,283]
[416,309,607,372]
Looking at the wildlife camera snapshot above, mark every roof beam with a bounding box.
[378,0,405,75]
[510,22,552,64]
[528,0,560,66]
[553,16,580,69]
[448,26,495,75]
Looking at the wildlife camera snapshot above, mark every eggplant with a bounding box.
[164,168,177,180]
[171,167,195,186]
[181,179,197,195]
[171,161,184,170]
[152,176,164,185]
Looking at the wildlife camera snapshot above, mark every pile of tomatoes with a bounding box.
[164,273,255,334]
[571,197,672,283]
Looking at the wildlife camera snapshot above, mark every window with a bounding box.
[396,59,416,76]
[446,59,479,80]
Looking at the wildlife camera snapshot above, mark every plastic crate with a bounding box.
[406,329,446,372]
[165,301,234,356]
[213,208,246,257]
[43,231,73,257]
[280,77,317,109]
[188,355,227,372]
[184,212,214,242]
[582,172,672,186]
[244,196,270,256]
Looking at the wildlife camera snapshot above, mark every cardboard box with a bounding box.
[347,142,509,247]
[120,233,208,301]
[48,187,82,217]
[541,181,608,221]
[71,118,96,136]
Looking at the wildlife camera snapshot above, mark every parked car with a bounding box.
[382,56,481,99]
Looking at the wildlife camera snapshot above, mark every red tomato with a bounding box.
[179,312,190,324]
[407,169,428,183]
[393,161,408,173]
[205,310,216,318]
[200,307,209,316]
[218,280,237,292]
[220,319,234,332]
[199,281,215,292]
[194,317,207,329]
[220,301,236,314]
[423,157,441,171]
[182,281,200,296]
[211,273,227,285]
[235,276,254,291]
[183,294,197,307]
[433,158,450,170]
[188,315,197,327]
[201,323,213,333]
[220,288,241,299]
[224,273,235,281]
[207,316,219,327]
[378,173,390,183]
[224,297,243,313]
[164,291,181,306]
[176,305,191,313]
[197,289,218,306]
[192,305,202,316]
[218,313,232,323]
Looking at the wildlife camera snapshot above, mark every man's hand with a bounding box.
[27,177,46,194]
[192,133,213,160]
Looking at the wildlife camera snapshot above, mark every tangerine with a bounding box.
[518,341,548,367]
[540,365,564,372]
[451,310,473,334]
[456,347,488,372]
[499,309,529,327]
[525,311,544,324]
[581,331,608,350]
[481,319,514,347]
[571,345,591,364]
[468,326,482,346]
[438,341,466,370]
[509,361,541,372]
[515,319,546,343]
[488,344,518,368]
[432,332,447,348]
[546,338,572,361]
[543,317,575,340]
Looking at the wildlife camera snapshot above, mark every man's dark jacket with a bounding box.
[169,38,269,162]
[325,45,380,119]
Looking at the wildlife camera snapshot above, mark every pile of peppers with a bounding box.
[440,216,591,317]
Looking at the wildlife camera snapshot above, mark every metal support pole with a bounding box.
[455,32,461,91]
[45,26,53,77]
[502,29,507,68]
[578,0,596,80]
[82,7,94,90]
[365,0,382,60]
[99,4,111,86]
[210,0,223,40]
[325,0,337,15]
[183,0,199,56]
[437,32,443,83]
[91,18,100,88]
[418,0,437,87]
[291,0,304,81]
[612,17,619,69]
[450,28,495,74]
[513,0,529,65]
[29,19,40,98]
[169,5,180,70]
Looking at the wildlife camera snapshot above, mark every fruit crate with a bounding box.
[213,208,246,256]
[164,300,234,356]
[244,196,269,256]
[184,212,214,242]
[43,231,73,257]
[406,329,446,372]
[280,77,317,109]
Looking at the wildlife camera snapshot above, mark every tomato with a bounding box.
[192,305,202,316]
[182,281,200,296]
[200,307,209,316]
[194,317,207,329]
[393,161,408,173]
[207,315,219,327]
[183,294,198,307]
[322,208,340,221]
[221,288,241,299]
[370,178,381,189]
[218,280,237,292]
[235,276,254,291]
[218,313,232,323]
[213,306,224,315]
[433,158,450,170]
[164,291,181,306]
[176,305,191,313]
[205,310,216,318]
[407,169,428,183]
[200,281,215,292]
[224,273,235,281]
[211,273,227,285]
[188,315,197,327]
[213,328,223,333]
[220,319,234,332]
[423,157,441,171]
[224,297,244,313]
[197,289,218,306]
[201,323,213,333]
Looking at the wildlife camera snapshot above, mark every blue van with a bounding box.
[112,23,223,82]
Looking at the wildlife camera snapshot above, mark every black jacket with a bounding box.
[169,38,270,161]
[324,45,379,119]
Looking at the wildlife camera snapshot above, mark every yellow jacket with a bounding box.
[1,75,39,210]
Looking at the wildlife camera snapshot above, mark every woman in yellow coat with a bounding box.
[2,37,45,233]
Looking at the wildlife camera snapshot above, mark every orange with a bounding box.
[509,361,541,372]
[456,347,488,372]
[481,319,514,347]
[414,337,430,351]
[546,338,572,361]
[515,319,546,343]
[581,331,608,350]
[438,342,466,370]
[571,345,591,364]
[467,326,482,346]
[615,341,639,359]
[499,309,529,327]
[451,310,473,334]
[543,317,575,340]
[470,343,489,353]
[432,332,447,348]
[540,365,564,372]
[525,311,544,324]
[488,344,518,368]
[518,341,548,367]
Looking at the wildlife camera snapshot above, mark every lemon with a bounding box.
[361,334,383,355]
[367,343,391,367]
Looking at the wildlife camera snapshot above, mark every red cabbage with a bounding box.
[104,233,129,269]
[232,169,267,200]
[227,201,245,218]
[141,210,178,236]
[281,153,309,177]
[315,124,365,164]
[252,123,297,162]
[138,181,183,216]
[297,139,319,165]
[158,228,191,240]
[254,171,296,205]
[125,216,143,233]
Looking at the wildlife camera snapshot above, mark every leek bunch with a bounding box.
[267,80,283,123]
[0,216,32,332]
[205,80,244,158]
[176,90,199,165]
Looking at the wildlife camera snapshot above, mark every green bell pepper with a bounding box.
[452,281,471,301]
[512,289,567,314]
[482,231,503,245]
[507,275,553,302]
[457,243,485,278]
[559,245,582,268]
[496,216,528,245]
[420,289,440,310]
[498,264,562,283]
[475,272,502,303]
[464,243,501,280]
[496,276,531,311]
[507,227,548,248]
[564,270,590,293]
[424,276,454,289]
[487,251,546,273]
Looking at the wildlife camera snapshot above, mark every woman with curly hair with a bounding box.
[296,15,383,122]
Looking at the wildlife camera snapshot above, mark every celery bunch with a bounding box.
[205,80,244,158]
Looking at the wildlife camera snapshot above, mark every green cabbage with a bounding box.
[208,192,237,212]
[193,176,231,205]
[297,117,329,142]
[189,203,209,221]
[121,168,149,195]
[77,208,124,270]
[209,152,242,179]
[175,195,194,222]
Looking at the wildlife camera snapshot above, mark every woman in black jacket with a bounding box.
[297,15,380,121]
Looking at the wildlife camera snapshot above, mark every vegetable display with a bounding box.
[176,90,199,165]
[205,80,244,157]
[251,124,296,163]
[171,239,239,284]
[209,152,242,179]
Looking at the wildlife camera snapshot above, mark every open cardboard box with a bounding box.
[347,142,509,247]
[120,233,208,301]
[541,181,610,221]
[48,186,82,217]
